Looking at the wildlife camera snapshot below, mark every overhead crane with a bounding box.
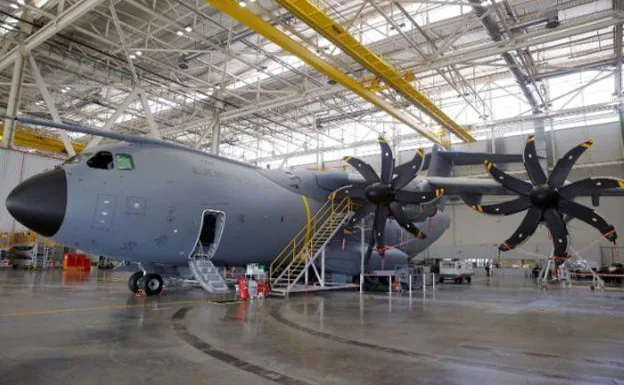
[272,0,476,143]
[0,124,85,155]
[204,0,446,147]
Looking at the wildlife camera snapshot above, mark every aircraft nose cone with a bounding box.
[6,168,67,237]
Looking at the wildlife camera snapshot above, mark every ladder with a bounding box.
[188,244,229,293]
[30,244,50,269]
[269,193,356,296]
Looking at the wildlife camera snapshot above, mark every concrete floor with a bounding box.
[1,269,623,385]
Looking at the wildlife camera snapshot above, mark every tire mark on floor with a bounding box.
[171,307,316,385]
[269,304,617,385]
[461,344,624,369]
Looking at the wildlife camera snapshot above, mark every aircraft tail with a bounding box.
[423,144,525,210]
[424,144,524,177]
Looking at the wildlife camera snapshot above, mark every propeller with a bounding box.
[470,135,623,257]
[343,137,444,261]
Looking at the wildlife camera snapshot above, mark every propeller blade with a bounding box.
[559,177,624,199]
[499,207,542,252]
[543,208,568,257]
[470,197,531,216]
[373,205,390,254]
[349,203,375,226]
[558,200,617,243]
[343,156,380,184]
[485,160,533,195]
[548,140,593,188]
[391,148,425,190]
[395,188,444,204]
[378,137,394,184]
[523,135,547,185]
[345,185,367,200]
[389,201,425,238]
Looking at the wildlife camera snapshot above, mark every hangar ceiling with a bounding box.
[0,0,622,168]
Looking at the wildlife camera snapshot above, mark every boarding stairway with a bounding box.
[31,244,50,269]
[189,244,229,293]
[269,192,358,297]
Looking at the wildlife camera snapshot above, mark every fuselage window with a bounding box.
[87,151,114,170]
[116,153,135,170]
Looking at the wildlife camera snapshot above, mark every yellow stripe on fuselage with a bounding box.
[301,196,313,250]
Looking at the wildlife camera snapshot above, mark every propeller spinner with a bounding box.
[343,137,443,259]
[471,136,623,257]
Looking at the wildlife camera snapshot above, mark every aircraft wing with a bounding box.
[424,176,624,197]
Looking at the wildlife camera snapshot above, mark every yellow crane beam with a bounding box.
[203,0,445,146]
[0,124,85,155]
[273,0,476,143]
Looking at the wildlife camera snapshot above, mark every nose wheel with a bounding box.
[128,271,144,294]
[143,274,164,296]
[127,271,164,296]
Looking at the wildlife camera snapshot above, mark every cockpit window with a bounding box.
[63,152,92,165]
[116,153,134,171]
[87,151,114,170]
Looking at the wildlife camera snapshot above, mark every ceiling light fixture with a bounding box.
[176,30,184,36]
[239,1,246,7]
[129,54,136,59]
[185,26,192,33]
[136,51,142,56]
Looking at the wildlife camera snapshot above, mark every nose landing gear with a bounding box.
[143,273,164,296]
[127,270,164,296]
[128,271,144,293]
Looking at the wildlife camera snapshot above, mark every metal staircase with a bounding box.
[269,193,357,296]
[32,244,50,269]
[189,244,229,293]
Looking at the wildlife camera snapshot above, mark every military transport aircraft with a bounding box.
[4,117,623,295]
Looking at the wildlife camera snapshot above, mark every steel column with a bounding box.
[615,0,623,98]
[138,90,160,139]
[210,117,221,155]
[614,0,623,148]
[1,53,25,148]
[28,56,76,156]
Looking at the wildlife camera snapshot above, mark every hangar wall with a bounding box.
[299,122,624,266]
[0,149,61,232]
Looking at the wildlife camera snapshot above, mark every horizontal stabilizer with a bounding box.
[440,152,525,165]
[423,152,525,170]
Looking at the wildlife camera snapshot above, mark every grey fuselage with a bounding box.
[38,143,450,274]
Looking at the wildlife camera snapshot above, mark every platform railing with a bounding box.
[269,187,356,287]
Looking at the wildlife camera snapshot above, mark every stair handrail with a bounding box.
[283,204,354,292]
[269,199,333,277]
[274,196,352,287]
[269,186,353,280]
